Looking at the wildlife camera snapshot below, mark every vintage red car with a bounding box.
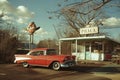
[14,48,76,70]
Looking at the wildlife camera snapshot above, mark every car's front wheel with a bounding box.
[52,62,60,70]
[22,62,29,68]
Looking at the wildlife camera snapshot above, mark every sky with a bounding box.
[0,0,120,43]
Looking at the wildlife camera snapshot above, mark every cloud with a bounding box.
[17,17,29,24]
[0,0,34,24]
[102,17,120,27]
[17,18,25,24]
[17,5,34,18]
[2,15,13,20]
[35,28,48,35]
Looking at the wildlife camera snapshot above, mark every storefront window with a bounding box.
[91,41,102,53]
[85,44,90,51]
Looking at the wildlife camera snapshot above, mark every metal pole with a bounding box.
[32,34,34,44]
[29,34,31,49]
[59,40,61,55]
[85,42,86,60]
[75,39,78,62]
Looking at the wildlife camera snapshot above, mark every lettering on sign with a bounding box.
[80,27,99,35]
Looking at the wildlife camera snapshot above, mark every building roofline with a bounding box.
[60,35,108,41]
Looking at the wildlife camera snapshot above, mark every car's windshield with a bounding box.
[46,49,57,55]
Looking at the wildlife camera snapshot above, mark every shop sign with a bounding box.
[80,27,99,35]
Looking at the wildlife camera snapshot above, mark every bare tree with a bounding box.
[49,0,112,38]
[62,0,111,36]
[0,14,19,63]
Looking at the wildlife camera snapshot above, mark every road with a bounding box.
[0,63,120,80]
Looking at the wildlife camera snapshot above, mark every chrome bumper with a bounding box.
[61,60,76,67]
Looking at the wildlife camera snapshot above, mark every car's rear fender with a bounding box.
[49,61,60,67]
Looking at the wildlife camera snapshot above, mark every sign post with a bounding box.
[26,22,40,49]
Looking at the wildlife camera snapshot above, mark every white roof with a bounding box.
[60,35,108,41]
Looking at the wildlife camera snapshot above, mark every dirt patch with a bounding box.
[0,64,41,80]
[0,63,120,80]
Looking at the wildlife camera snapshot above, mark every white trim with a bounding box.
[14,57,31,63]
[60,36,106,41]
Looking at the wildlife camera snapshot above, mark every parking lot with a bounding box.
[0,62,120,80]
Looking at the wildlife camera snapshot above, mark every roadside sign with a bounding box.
[80,27,99,35]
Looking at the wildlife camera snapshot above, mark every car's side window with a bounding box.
[39,51,44,55]
[30,51,44,56]
[30,51,39,56]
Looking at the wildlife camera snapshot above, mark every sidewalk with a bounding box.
[76,60,120,67]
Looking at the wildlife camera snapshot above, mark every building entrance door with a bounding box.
[85,42,91,60]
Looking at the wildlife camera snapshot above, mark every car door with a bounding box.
[29,50,47,66]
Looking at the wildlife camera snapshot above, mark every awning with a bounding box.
[60,35,109,41]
